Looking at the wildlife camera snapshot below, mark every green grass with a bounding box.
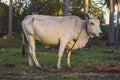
[0,45,120,79]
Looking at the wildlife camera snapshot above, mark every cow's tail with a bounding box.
[21,15,35,56]
[22,31,26,56]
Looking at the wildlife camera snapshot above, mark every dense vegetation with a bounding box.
[0,0,104,34]
[101,25,120,41]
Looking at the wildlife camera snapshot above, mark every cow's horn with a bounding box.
[85,13,90,19]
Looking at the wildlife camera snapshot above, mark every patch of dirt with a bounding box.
[0,34,22,47]
[101,50,120,60]
[0,71,53,79]
[105,56,120,60]
[0,70,120,79]
[3,63,15,68]
[84,64,120,73]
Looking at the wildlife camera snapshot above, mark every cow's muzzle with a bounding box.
[98,33,104,38]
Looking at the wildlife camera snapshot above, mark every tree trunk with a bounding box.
[84,0,91,49]
[84,0,89,19]
[116,0,120,47]
[64,0,70,16]
[108,0,115,46]
[8,0,12,35]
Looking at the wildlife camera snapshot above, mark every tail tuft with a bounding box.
[22,32,26,56]
[22,45,25,56]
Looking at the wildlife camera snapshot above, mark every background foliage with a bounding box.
[0,0,119,41]
[0,2,9,33]
[0,0,104,33]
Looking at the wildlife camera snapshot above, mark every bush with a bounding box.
[100,25,109,40]
[100,24,120,42]
[0,2,9,33]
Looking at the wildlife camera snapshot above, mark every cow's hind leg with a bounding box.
[28,35,41,68]
[28,52,33,67]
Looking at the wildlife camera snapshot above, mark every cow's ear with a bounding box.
[85,13,90,19]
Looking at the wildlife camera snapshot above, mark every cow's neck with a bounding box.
[82,20,90,36]
[82,20,95,38]
[74,27,90,49]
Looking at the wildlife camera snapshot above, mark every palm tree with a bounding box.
[116,0,120,47]
[8,0,12,35]
[64,0,70,16]
[104,0,115,46]
[108,0,115,46]
[84,0,92,49]
[84,0,89,19]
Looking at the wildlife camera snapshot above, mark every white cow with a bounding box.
[22,14,103,69]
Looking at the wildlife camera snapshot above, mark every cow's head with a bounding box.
[85,14,103,38]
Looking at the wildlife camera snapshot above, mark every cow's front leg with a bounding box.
[67,50,71,67]
[57,39,67,69]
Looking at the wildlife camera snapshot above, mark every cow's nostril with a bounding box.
[99,33,103,35]
[99,33,104,37]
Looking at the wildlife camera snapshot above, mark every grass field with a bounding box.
[0,44,120,80]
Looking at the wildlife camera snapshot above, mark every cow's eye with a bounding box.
[91,22,94,25]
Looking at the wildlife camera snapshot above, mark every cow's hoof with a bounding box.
[29,64,34,67]
[68,64,71,68]
[57,66,62,70]
[36,64,41,68]
[35,65,42,69]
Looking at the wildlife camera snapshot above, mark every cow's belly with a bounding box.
[33,24,67,46]
[34,33,60,46]
[38,38,59,46]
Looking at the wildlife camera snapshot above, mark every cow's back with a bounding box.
[22,15,82,46]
